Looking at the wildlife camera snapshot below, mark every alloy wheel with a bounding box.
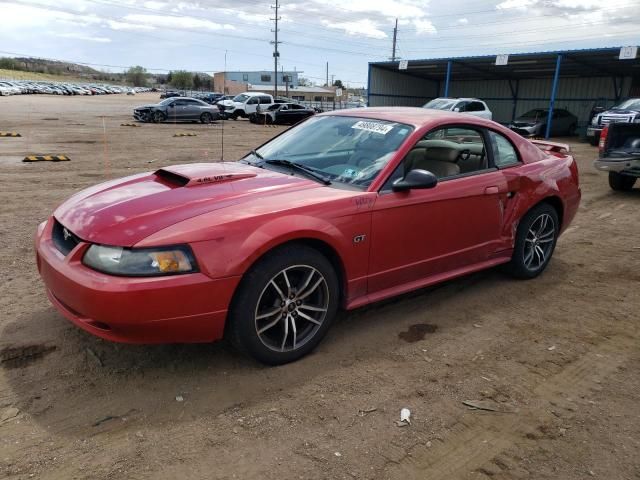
[254,265,329,353]
[523,213,556,271]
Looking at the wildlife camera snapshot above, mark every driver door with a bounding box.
[367,125,508,296]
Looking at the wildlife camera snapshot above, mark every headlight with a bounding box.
[83,245,197,276]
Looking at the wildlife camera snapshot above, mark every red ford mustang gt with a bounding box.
[35,108,580,364]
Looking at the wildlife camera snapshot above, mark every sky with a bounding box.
[0,0,638,87]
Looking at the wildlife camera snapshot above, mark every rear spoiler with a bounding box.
[530,139,571,154]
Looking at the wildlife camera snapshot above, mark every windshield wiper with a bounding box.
[264,159,331,185]
[250,149,264,160]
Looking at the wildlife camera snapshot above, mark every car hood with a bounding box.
[54,162,320,246]
[135,104,161,109]
[603,109,639,115]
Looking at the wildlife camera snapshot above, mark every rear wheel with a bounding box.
[200,112,212,124]
[608,172,636,191]
[228,245,339,365]
[506,203,559,279]
[588,135,599,146]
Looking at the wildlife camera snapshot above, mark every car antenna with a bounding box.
[220,50,227,163]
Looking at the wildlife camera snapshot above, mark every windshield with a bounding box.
[233,94,250,103]
[612,99,640,110]
[248,116,413,188]
[423,98,456,110]
[520,109,548,118]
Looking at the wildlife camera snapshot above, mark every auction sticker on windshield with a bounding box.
[352,120,394,135]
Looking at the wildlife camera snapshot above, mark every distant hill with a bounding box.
[0,57,124,83]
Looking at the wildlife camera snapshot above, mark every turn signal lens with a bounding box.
[149,250,192,273]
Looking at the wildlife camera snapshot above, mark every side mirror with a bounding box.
[453,107,460,112]
[392,169,438,192]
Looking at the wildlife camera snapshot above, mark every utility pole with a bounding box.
[271,0,281,98]
[326,61,328,87]
[391,18,398,62]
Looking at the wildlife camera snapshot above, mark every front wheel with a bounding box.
[200,112,212,124]
[506,203,559,279]
[608,172,636,191]
[228,245,339,365]
[152,111,165,123]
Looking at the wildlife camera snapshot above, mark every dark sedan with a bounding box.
[251,103,316,125]
[133,97,220,123]
[509,108,577,137]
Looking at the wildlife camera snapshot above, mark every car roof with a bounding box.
[320,107,494,128]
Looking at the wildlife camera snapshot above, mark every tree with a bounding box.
[332,79,344,89]
[170,70,193,90]
[0,57,17,70]
[193,74,202,91]
[298,76,312,87]
[166,71,173,84]
[125,65,148,87]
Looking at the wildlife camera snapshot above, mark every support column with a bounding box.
[444,60,452,97]
[545,54,562,139]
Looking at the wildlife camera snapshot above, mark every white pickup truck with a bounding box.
[587,98,640,146]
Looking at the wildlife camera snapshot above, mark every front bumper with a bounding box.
[594,157,640,176]
[133,110,150,121]
[587,127,602,138]
[35,218,241,344]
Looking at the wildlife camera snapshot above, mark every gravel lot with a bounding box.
[1,93,639,480]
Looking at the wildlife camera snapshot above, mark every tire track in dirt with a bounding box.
[385,335,636,480]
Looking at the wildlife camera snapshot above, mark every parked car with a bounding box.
[593,123,640,191]
[35,108,580,365]
[508,108,577,138]
[587,98,640,146]
[250,102,316,125]
[423,97,492,120]
[224,92,274,120]
[133,97,220,123]
[160,90,181,99]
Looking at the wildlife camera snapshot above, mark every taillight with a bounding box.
[598,124,609,154]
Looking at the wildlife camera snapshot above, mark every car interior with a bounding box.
[403,127,488,178]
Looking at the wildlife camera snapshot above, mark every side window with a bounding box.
[467,102,485,112]
[384,126,489,189]
[454,101,468,112]
[247,97,258,105]
[259,96,272,104]
[488,131,520,167]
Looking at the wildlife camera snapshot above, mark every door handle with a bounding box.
[484,186,499,195]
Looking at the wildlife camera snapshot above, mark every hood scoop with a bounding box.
[155,163,258,187]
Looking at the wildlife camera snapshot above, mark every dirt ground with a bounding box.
[0,93,638,480]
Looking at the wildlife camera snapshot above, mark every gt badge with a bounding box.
[353,234,366,244]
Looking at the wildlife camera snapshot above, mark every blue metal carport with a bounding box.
[368,47,640,139]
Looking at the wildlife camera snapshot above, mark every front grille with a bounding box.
[52,219,80,256]
[601,115,633,125]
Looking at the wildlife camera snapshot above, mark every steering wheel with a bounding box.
[456,149,471,163]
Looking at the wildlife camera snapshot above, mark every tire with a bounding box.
[505,203,559,279]
[588,136,599,146]
[228,244,339,365]
[608,172,636,191]
[152,111,165,123]
[200,112,212,124]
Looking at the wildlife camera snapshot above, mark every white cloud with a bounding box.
[413,18,437,35]
[496,0,534,10]
[321,19,388,39]
[323,0,428,20]
[107,19,155,31]
[121,13,235,31]
[457,18,469,24]
[55,32,112,43]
